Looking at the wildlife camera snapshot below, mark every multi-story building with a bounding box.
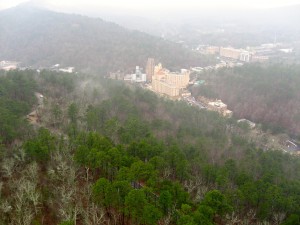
[152,79,180,97]
[205,46,220,55]
[240,51,252,62]
[220,47,254,63]
[145,58,155,83]
[165,69,190,88]
[131,66,147,82]
[151,64,190,98]
[109,71,125,80]
[220,47,241,60]
[123,66,146,83]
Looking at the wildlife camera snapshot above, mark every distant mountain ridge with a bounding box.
[94,5,300,48]
[0,5,211,74]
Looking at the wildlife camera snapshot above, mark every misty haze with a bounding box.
[0,0,300,225]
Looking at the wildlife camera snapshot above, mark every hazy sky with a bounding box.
[1,0,300,12]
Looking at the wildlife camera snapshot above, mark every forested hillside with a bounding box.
[0,70,36,143]
[0,70,300,225]
[0,5,213,73]
[192,64,300,137]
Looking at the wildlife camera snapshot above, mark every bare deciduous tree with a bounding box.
[82,203,107,225]
[1,158,15,178]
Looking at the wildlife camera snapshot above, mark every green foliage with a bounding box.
[201,190,233,216]
[24,128,56,162]
[73,79,300,224]
[130,161,156,183]
[282,214,300,225]
[181,204,192,214]
[112,181,132,208]
[142,204,162,225]
[125,189,147,224]
[193,205,214,225]
[159,190,173,215]
[160,181,190,209]
[120,117,151,143]
[74,132,114,169]
[68,102,78,136]
[92,178,133,211]
[2,70,299,224]
[92,178,111,206]
[177,215,197,225]
[51,103,62,124]
[58,221,74,225]
[0,70,36,143]
[40,70,75,92]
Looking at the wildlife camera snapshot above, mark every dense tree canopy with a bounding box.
[0,70,36,143]
[0,70,299,224]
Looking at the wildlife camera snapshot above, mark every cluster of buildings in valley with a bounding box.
[109,58,192,99]
[109,58,235,117]
[191,60,243,73]
[199,43,294,63]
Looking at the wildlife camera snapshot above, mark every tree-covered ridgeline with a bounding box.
[0,70,299,224]
[0,6,215,74]
[192,63,300,137]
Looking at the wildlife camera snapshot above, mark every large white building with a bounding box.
[240,51,252,62]
[125,66,147,83]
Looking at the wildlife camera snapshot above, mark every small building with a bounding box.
[220,47,241,60]
[223,109,233,117]
[191,67,203,73]
[109,71,125,80]
[124,66,147,83]
[208,100,227,110]
[279,48,293,53]
[132,66,147,82]
[207,99,232,117]
[181,90,191,97]
[124,74,133,81]
[59,67,74,73]
[237,119,256,129]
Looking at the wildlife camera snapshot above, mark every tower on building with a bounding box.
[146,58,155,83]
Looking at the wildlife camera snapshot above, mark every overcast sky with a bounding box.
[1,0,300,12]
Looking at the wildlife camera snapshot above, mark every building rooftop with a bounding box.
[208,100,227,108]
[237,119,256,128]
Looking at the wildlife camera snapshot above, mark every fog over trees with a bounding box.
[0,70,299,224]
